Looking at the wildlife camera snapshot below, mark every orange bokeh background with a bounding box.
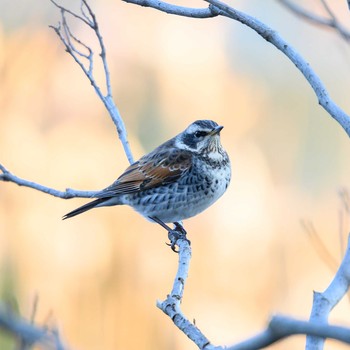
[1,1,350,349]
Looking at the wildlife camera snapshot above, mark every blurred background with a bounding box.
[1,0,350,349]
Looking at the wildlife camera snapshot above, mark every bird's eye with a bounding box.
[194,131,207,138]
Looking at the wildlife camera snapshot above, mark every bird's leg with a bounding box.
[173,221,187,235]
[149,216,173,231]
[170,221,191,250]
[149,217,190,252]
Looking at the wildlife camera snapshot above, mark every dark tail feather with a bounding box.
[62,198,111,220]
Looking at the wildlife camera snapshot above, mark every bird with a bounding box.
[63,119,231,238]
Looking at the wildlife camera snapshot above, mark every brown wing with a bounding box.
[97,147,192,198]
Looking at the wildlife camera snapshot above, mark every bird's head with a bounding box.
[175,120,224,154]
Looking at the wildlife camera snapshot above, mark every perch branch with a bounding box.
[156,239,219,349]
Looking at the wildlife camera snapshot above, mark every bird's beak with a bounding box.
[209,125,224,136]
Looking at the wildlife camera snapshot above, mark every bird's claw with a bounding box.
[166,223,190,253]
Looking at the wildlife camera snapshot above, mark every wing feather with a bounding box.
[97,147,192,198]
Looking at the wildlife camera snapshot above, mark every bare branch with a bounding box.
[301,220,339,271]
[306,234,350,348]
[227,315,350,350]
[277,0,350,41]
[156,238,219,349]
[123,0,217,18]
[158,238,350,350]
[1,0,134,201]
[339,188,350,215]
[338,188,350,257]
[124,0,350,137]
[50,0,134,164]
[200,0,350,138]
[0,305,68,350]
[0,164,97,199]
[319,0,350,41]
[50,0,92,26]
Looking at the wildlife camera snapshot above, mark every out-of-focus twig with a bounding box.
[0,305,67,350]
[277,0,350,41]
[301,219,338,272]
[338,187,350,257]
[227,315,350,350]
[339,188,350,214]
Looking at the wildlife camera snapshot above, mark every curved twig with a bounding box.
[1,0,135,199]
[0,305,67,350]
[50,0,134,164]
[277,0,350,41]
[204,0,350,137]
[123,0,350,138]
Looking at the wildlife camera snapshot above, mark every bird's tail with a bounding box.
[62,197,111,220]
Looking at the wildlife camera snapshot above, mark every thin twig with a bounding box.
[0,305,68,350]
[50,0,134,164]
[50,0,92,27]
[0,164,98,199]
[0,0,135,198]
[319,0,350,41]
[338,188,350,257]
[301,220,338,271]
[277,0,350,41]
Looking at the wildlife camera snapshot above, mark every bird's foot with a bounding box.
[167,222,190,253]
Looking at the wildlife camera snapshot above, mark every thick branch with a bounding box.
[203,0,350,138]
[124,0,350,138]
[156,238,219,350]
[306,234,350,348]
[123,0,217,18]
[227,315,350,350]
